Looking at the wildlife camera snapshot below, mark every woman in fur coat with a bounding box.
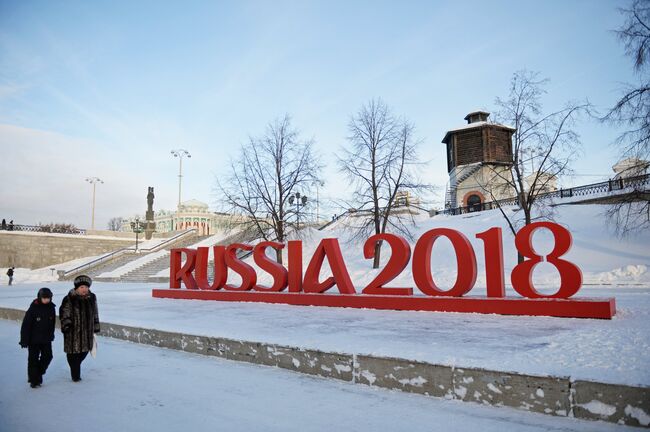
[59,275,100,382]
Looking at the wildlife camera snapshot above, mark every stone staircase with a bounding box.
[146,229,260,284]
[114,234,211,283]
[59,253,137,281]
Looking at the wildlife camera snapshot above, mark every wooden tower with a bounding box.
[442,111,515,210]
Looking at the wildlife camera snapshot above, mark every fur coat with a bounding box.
[59,289,100,354]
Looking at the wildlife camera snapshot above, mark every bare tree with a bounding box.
[216,115,321,263]
[606,0,650,159]
[338,99,431,269]
[603,0,650,234]
[107,217,122,231]
[478,71,588,260]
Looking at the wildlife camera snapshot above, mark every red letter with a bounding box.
[476,227,505,298]
[303,239,356,294]
[287,240,303,292]
[362,233,412,296]
[511,222,582,299]
[195,246,227,290]
[224,243,257,291]
[253,241,288,292]
[412,228,477,296]
[169,248,198,289]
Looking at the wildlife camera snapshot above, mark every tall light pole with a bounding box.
[85,177,104,230]
[171,149,191,208]
[289,192,308,230]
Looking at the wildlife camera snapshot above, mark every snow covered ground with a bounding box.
[1,281,648,387]
[0,320,642,432]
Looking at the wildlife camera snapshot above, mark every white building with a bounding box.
[121,199,234,236]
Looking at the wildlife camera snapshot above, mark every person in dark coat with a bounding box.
[7,267,15,285]
[20,288,56,388]
[59,275,100,382]
[1,219,5,230]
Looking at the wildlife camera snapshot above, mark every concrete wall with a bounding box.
[0,306,647,427]
[0,231,134,269]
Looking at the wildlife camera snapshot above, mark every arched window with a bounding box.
[467,194,482,212]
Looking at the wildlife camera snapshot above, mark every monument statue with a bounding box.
[145,186,156,240]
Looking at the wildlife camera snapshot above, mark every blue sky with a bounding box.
[0,0,637,228]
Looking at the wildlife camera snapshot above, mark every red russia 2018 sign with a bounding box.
[152,222,616,319]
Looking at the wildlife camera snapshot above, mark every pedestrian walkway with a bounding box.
[0,320,634,432]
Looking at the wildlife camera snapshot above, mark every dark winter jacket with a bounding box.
[20,299,56,346]
[59,289,100,354]
[7,268,13,277]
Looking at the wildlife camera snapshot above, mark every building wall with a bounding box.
[454,165,514,209]
[0,231,134,269]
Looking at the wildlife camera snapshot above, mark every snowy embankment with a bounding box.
[222,204,650,290]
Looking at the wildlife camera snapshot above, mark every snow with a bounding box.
[1,254,106,284]
[579,400,618,417]
[2,281,648,387]
[625,405,650,427]
[0,321,635,432]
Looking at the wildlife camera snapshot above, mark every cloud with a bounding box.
[0,123,170,229]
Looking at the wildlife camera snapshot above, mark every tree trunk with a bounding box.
[372,240,382,269]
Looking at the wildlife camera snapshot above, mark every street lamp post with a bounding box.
[85,177,104,230]
[289,192,308,230]
[171,149,191,208]
[130,217,146,252]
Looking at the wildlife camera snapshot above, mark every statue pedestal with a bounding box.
[144,221,156,240]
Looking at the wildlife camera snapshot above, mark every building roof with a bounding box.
[464,111,491,121]
[179,199,209,208]
[441,121,515,144]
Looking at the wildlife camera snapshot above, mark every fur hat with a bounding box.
[37,287,53,300]
[73,275,92,289]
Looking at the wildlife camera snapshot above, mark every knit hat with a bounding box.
[73,275,92,289]
[37,287,53,300]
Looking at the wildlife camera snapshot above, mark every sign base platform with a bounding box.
[152,289,616,319]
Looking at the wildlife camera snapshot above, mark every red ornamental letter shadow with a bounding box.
[169,248,198,289]
[412,228,477,296]
[224,243,257,291]
[195,246,227,290]
[253,241,288,292]
[303,238,356,294]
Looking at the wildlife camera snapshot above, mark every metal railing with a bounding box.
[58,229,198,279]
[1,224,86,235]
[433,173,650,216]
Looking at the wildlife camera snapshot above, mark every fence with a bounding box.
[0,224,86,235]
[434,173,650,216]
